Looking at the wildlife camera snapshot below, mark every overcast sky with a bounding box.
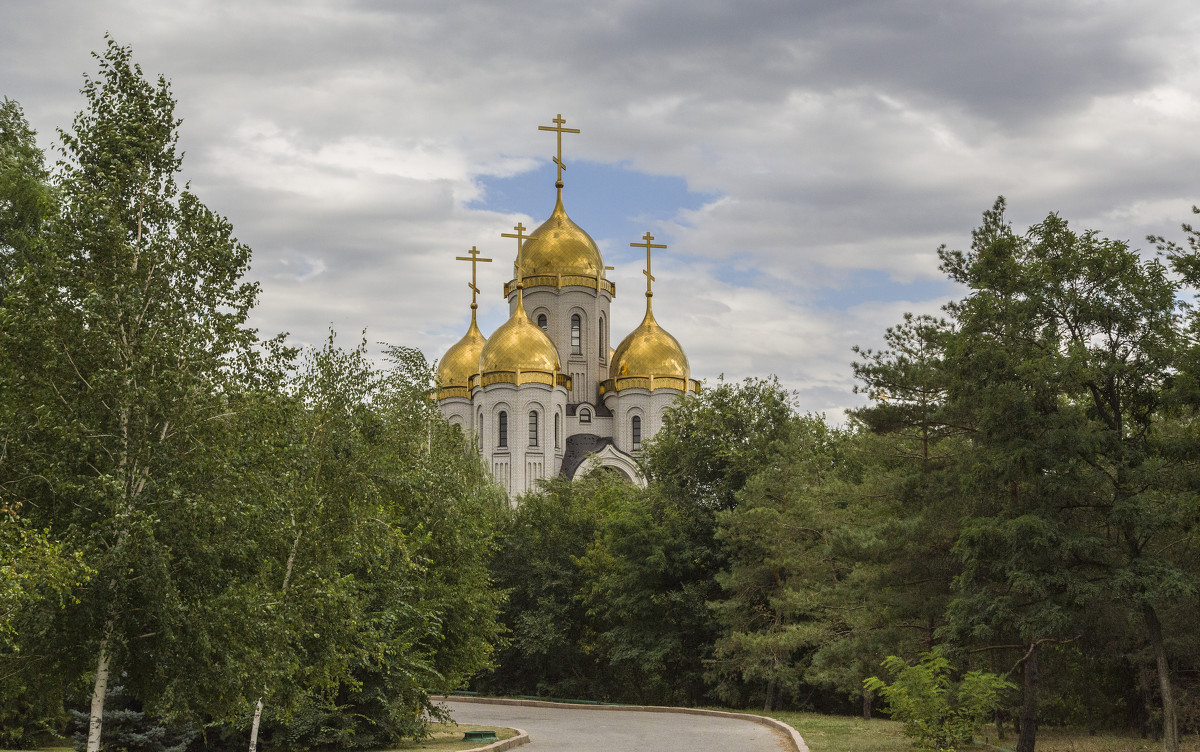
[3,0,1199,416]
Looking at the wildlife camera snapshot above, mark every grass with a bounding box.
[377,723,518,751]
[977,727,1200,752]
[748,711,1199,752]
[757,711,911,752]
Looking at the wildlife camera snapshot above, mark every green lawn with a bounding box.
[757,711,911,752]
[752,712,1199,752]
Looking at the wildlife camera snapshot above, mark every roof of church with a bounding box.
[477,281,561,379]
[515,187,606,280]
[609,295,691,383]
[436,307,486,393]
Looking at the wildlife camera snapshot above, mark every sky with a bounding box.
[3,0,1199,417]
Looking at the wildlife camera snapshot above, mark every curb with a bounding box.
[461,726,529,752]
[436,695,809,752]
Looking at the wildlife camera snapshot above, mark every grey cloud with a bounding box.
[2,0,1197,415]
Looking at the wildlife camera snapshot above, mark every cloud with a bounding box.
[2,0,1198,415]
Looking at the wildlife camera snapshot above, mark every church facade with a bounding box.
[436,116,699,496]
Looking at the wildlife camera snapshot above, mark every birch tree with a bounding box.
[0,39,259,750]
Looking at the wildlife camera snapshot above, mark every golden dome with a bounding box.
[517,188,605,278]
[610,298,690,382]
[479,289,560,375]
[437,309,486,390]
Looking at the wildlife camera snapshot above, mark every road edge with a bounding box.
[460,725,529,752]
[436,695,809,752]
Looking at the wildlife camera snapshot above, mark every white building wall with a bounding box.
[603,388,686,455]
[438,397,472,433]
[474,380,567,497]
[513,285,613,408]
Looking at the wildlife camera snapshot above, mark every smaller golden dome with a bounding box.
[479,290,560,375]
[437,309,486,390]
[610,298,690,381]
[517,188,605,278]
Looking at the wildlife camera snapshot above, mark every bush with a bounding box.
[864,651,1013,752]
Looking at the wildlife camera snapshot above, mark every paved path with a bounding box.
[442,699,791,752]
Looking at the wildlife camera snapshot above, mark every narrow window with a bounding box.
[571,314,581,355]
[554,413,561,448]
[537,313,548,332]
[529,411,539,447]
[579,407,591,424]
[599,317,606,360]
[498,411,508,448]
[632,415,642,448]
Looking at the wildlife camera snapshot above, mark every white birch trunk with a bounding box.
[248,527,302,752]
[248,699,264,752]
[87,641,111,752]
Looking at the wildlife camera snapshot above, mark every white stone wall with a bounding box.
[514,285,613,408]
[439,397,473,434]
[474,380,567,496]
[603,387,688,455]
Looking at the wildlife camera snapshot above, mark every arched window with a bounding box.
[579,407,591,424]
[599,316,606,360]
[529,411,539,447]
[571,314,581,355]
[537,313,548,332]
[554,413,561,448]
[498,411,508,448]
[632,415,642,449]
[478,411,484,451]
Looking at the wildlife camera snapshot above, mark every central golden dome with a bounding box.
[437,312,487,390]
[479,291,560,375]
[610,298,690,381]
[517,189,604,278]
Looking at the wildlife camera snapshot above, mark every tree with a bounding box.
[643,376,795,512]
[0,39,260,750]
[708,414,857,711]
[577,481,720,704]
[844,316,974,719]
[938,199,1189,752]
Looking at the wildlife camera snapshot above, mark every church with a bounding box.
[436,116,699,496]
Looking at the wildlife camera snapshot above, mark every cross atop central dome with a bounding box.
[508,113,608,286]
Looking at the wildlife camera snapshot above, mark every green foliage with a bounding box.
[478,472,631,699]
[69,685,195,752]
[643,376,795,511]
[0,40,505,750]
[865,651,1014,752]
[709,414,858,710]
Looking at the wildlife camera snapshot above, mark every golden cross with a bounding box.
[538,114,580,186]
[630,232,666,296]
[455,246,492,307]
[501,222,531,280]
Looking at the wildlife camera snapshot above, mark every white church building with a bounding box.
[436,116,699,496]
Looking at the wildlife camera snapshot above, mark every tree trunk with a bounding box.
[764,675,776,712]
[863,688,873,720]
[87,640,111,752]
[1142,604,1179,752]
[248,699,264,752]
[249,526,302,751]
[1016,643,1039,752]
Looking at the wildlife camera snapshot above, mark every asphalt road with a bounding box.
[442,699,792,752]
